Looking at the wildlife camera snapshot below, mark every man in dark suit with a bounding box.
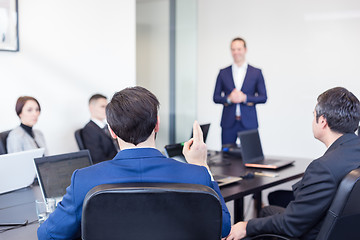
[38,87,231,239]
[213,37,267,145]
[82,94,118,164]
[225,87,360,240]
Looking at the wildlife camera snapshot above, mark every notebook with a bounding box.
[0,148,45,194]
[238,129,294,169]
[34,150,93,202]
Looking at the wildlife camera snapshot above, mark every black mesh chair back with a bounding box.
[316,168,360,240]
[81,183,222,240]
[0,130,11,155]
[75,129,85,150]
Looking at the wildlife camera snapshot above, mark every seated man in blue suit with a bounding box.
[225,87,360,240]
[38,86,231,239]
[213,37,267,145]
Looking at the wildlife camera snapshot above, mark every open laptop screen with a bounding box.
[34,150,93,199]
[238,129,264,163]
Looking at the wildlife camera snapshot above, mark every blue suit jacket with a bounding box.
[213,65,267,129]
[37,148,231,239]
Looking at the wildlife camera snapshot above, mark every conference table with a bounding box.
[0,152,312,239]
[208,152,312,222]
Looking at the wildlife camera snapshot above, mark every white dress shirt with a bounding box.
[232,62,248,116]
[91,118,107,129]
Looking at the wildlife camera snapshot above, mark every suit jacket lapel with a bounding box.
[241,65,252,91]
[90,120,110,139]
[227,66,236,89]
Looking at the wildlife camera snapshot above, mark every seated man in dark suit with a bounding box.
[37,86,231,239]
[82,94,119,164]
[225,87,360,240]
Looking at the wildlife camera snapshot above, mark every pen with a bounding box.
[254,172,279,178]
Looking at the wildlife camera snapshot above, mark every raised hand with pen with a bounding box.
[182,121,209,170]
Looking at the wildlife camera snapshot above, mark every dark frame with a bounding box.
[0,0,19,52]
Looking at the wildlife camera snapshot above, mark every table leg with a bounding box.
[253,192,262,217]
[234,197,244,223]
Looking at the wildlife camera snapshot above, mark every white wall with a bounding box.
[198,0,360,159]
[0,0,135,154]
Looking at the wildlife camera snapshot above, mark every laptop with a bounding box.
[164,124,242,187]
[238,129,294,169]
[34,150,93,203]
[0,148,45,194]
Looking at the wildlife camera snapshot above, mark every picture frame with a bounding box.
[0,0,19,52]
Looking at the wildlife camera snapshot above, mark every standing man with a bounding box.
[213,37,267,145]
[225,87,360,240]
[82,94,119,164]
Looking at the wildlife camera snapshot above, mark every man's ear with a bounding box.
[154,116,160,133]
[319,115,328,129]
[108,125,118,139]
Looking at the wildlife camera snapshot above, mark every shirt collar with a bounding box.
[113,148,166,160]
[232,62,248,71]
[91,118,107,129]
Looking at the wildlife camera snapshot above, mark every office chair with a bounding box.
[81,183,222,240]
[74,129,85,150]
[247,168,360,240]
[0,130,11,155]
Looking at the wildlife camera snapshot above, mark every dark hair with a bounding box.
[106,86,160,145]
[231,37,247,48]
[89,94,107,104]
[15,96,41,116]
[315,87,360,134]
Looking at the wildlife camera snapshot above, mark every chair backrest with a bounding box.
[75,129,85,150]
[81,183,222,240]
[0,130,11,155]
[316,168,360,240]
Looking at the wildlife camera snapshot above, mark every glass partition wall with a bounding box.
[136,0,197,148]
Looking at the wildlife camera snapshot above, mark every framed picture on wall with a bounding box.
[0,0,18,52]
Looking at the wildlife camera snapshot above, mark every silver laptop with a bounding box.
[0,148,45,194]
[34,150,93,203]
[238,129,294,169]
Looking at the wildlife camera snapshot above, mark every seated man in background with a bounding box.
[38,86,231,239]
[225,87,360,240]
[82,94,119,164]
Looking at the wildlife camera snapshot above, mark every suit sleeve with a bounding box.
[37,170,82,240]
[211,180,231,237]
[6,131,23,153]
[246,69,267,104]
[246,160,336,238]
[213,71,229,104]
[82,126,106,164]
